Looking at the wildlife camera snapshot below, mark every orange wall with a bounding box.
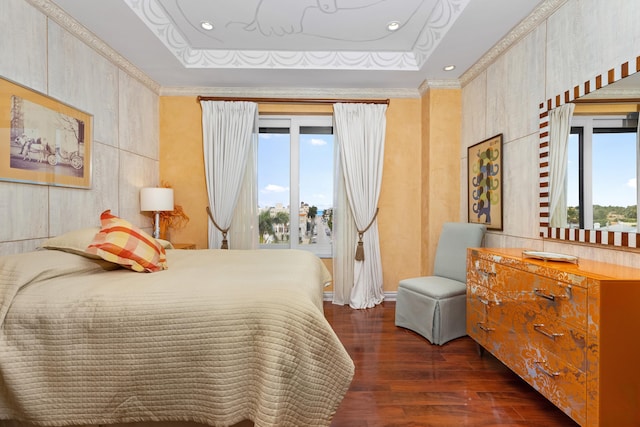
[421,89,462,275]
[159,93,459,293]
[159,97,208,249]
[380,98,422,290]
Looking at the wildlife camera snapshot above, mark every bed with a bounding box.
[0,225,354,427]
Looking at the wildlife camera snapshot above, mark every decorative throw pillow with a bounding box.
[41,227,102,259]
[86,210,168,273]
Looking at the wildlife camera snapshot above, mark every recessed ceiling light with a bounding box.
[200,21,214,31]
[443,65,456,71]
[387,21,401,31]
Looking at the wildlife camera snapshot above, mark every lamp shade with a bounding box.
[140,187,174,212]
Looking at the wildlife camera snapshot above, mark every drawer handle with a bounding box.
[533,324,564,340]
[477,296,500,306]
[474,261,497,277]
[534,361,561,378]
[533,288,568,301]
[477,322,494,332]
[477,269,497,278]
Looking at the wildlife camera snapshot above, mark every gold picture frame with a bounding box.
[0,76,92,189]
[467,133,503,230]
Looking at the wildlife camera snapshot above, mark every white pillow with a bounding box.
[40,227,102,259]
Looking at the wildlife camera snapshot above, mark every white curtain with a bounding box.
[333,103,387,309]
[548,103,575,227]
[201,101,258,249]
[228,134,258,249]
[332,139,356,306]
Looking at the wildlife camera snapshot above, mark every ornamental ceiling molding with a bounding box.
[26,0,161,93]
[125,0,469,71]
[160,86,422,99]
[418,79,461,95]
[459,0,567,87]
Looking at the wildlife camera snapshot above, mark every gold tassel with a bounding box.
[206,206,231,250]
[221,232,229,250]
[354,208,380,261]
[355,234,365,261]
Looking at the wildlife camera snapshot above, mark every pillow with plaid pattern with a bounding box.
[86,210,168,273]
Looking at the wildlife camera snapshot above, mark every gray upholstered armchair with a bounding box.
[395,222,487,345]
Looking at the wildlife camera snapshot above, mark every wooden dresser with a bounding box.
[466,247,640,427]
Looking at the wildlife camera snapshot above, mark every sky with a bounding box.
[258,132,334,211]
[257,124,638,211]
[567,131,637,207]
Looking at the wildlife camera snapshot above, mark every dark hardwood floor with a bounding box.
[324,301,579,427]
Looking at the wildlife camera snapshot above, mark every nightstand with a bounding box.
[172,243,196,250]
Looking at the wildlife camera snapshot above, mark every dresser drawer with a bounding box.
[518,344,587,426]
[467,310,520,365]
[492,264,587,330]
[467,296,522,369]
[515,308,587,372]
[467,282,501,313]
[467,257,497,287]
[466,305,489,348]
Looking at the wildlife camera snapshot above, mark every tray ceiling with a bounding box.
[48,0,548,93]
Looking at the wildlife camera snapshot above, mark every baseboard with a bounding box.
[323,291,397,302]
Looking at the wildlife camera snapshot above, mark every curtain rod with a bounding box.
[197,96,389,105]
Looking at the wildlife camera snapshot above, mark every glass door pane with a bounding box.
[258,130,291,247]
[298,129,333,255]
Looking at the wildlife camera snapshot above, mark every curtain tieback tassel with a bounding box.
[355,208,379,261]
[206,206,230,249]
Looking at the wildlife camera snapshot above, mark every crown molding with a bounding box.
[418,79,462,95]
[459,0,568,87]
[160,86,421,99]
[25,0,161,93]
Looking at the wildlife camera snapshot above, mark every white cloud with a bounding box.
[310,138,327,146]
[263,184,289,193]
[628,178,637,189]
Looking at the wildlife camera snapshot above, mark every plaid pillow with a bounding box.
[86,210,168,273]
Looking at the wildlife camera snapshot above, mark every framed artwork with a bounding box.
[467,133,503,230]
[0,76,92,188]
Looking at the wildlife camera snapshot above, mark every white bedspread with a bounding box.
[0,249,354,427]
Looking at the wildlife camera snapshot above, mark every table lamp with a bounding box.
[140,187,174,239]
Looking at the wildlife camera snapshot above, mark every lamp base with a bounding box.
[153,211,160,239]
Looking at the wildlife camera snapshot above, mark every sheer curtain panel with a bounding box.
[201,101,258,249]
[332,142,356,306]
[548,103,575,227]
[333,103,387,309]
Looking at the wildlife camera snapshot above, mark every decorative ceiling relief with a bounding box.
[124,0,469,71]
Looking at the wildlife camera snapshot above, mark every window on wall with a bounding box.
[258,115,334,257]
[568,115,638,231]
